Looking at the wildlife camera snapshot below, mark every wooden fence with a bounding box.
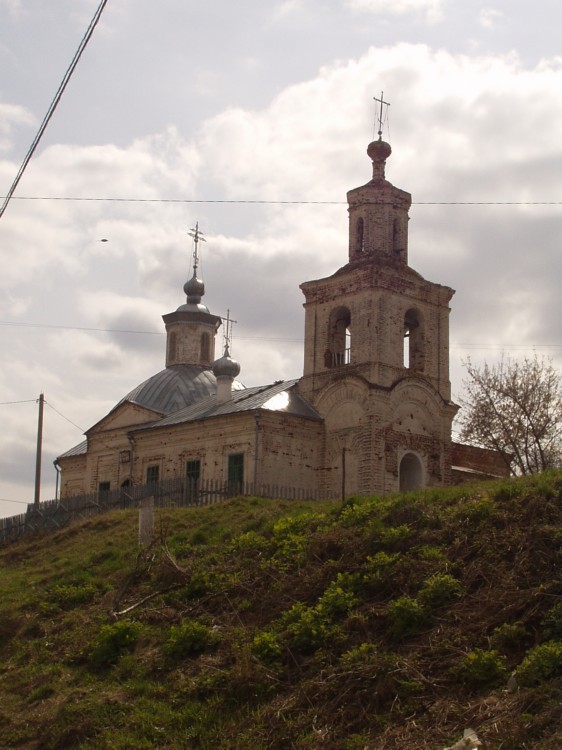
[0,477,335,546]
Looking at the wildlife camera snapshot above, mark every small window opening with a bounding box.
[98,481,110,493]
[186,459,201,501]
[146,464,160,485]
[228,453,244,488]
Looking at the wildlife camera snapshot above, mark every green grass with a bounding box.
[1,472,561,749]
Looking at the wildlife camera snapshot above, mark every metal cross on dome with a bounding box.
[223,308,238,352]
[188,222,206,276]
[373,91,390,139]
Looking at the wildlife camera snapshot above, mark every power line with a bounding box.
[0,319,559,352]
[0,0,110,221]
[2,196,561,206]
[0,321,160,335]
[0,399,37,405]
[44,400,85,433]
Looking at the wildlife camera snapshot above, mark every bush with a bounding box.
[419,574,463,608]
[46,582,98,610]
[281,602,335,653]
[90,620,143,668]
[251,631,283,665]
[164,620,221,660]
[363,551,401,591]
[542,602,562,639]
[517,641,562,686]
[318,573,360,617]
[458,648,507,688]
[387,596,428,639]
[490,622,527,652]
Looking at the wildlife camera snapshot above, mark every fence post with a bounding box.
[138,496,154,548]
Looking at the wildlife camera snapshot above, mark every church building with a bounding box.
[56,134,506,500]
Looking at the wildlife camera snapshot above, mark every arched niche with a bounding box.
[399,452,424,491]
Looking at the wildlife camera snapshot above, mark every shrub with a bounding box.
[318,573,360,617]
[387,596,428,639]
[490,622,527,652]
[516,641,562,686]
[164,620,221,660]
[419,573,463,608]
[251,631,283,665]
[230,530,269,554]
[542,602,562,639]
[339,642,379,669]
[46,582,98,610]
[375,524,413,548]
[363,551,401,590]
[90,620,142,668]
[281,602,334,653]
[458,648,507,688]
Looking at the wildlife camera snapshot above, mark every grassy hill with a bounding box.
[1,472,561,749]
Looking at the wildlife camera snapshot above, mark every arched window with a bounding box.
[399,452,423,491]
[328,307,351,367]
[355,217,364,255]
[200,332,211,364]
[403,308,424,371]
[167,331,177,362]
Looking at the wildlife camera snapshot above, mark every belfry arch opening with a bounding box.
[399,452,423,491]
[403,308,424,371]
[326,306,351,368]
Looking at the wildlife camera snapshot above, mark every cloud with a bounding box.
[479,8,504,29]
[0,102,34,152]
[345,0,446,23]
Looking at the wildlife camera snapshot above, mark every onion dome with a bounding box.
[367,136,392,181]
[176,271,210,313]
[184,273,205,303]
[212,345,241,379]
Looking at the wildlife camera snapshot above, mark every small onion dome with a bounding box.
[367,137,392,162]
[367,137,391,181]
[212,346,241,379]
[184,273,205,303]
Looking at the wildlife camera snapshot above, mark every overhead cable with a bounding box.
[1,196,560,206]
[0,0,110,221]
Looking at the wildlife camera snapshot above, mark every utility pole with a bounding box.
[34,393,44,507]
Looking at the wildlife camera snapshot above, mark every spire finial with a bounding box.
[222,308,238,354]
[373,91,390,140]
[187,221,206,277]
[183,222,207,304]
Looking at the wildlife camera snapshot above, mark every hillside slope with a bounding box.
[1,472,561,749]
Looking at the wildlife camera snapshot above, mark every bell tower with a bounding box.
[299,117,458,495]
[162,223,222,368]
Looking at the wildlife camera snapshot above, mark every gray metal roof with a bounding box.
[132,379,322,432]
[57,439,87,460]
[117,364,244,416]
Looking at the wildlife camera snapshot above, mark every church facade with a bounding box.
[56,136,506,500]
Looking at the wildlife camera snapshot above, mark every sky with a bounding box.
[0,0,561,519]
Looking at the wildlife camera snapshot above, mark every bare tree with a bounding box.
[457,355,562,475]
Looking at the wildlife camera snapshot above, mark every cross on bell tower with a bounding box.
[373,91,390,139]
